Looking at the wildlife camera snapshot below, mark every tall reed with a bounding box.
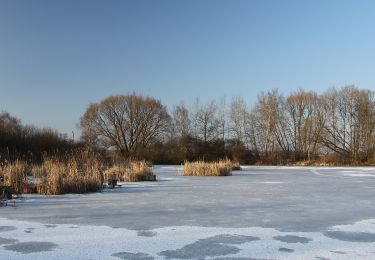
[104,160,155,182]
[35,150,103,195]
[182,160,233,176]
[0,160,31,194]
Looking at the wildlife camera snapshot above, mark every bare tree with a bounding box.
[80,94,171,159]
[251,89,284,156]
[218,96,227,143]
[0,111,22,136]
[284,89,321,160]
[192,99,220,144]
[229,96,247,145]
[320,86,375,162]
[173,103,191,138]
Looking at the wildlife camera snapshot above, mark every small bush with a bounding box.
[182,160,233,176]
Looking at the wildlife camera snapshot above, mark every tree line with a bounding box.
[80,86,375,165]
[1,86,374,165]
[0,112,81,163]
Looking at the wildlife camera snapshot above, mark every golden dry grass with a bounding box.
[227,159,241,170]
[0,160,31,194]
[182,160,234,176]
[35,150,103,195]
[105,161,155,182]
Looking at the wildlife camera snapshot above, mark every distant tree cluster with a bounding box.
[0,112,80,163]
[80,86,375,165]
[80,94,171,160]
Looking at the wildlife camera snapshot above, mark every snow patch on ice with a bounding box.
[343,173,375,177]
[1,218,375,259]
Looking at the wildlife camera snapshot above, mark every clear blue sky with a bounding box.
[1,0,375,136]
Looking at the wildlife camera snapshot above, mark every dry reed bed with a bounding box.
[230,159,241,170]
[0,161,32,194]
[182,159,239,176]
[35,155,102,195]
[104,161,155,182]
[0,150,103,195]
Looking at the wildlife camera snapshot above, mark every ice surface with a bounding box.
[0,217,375,259]
[1,166,375,259]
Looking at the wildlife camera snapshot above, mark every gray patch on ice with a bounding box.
[324,231,375,242]
[0,237,18,245]
[4,241,58,254]
[137,230,158,237]
[0,226,16,232]
[24,227,34,233]
[331,250,347,254]
[69,226,79,229]
[273,235,312,244]
[44,224,57,228]
[159,234,260,259]
[159,242,239,259]
[112,251,154,260]
[315,257,331,260]
[279,247,294,253]
[202,234,260,244]
[213,258,274,260]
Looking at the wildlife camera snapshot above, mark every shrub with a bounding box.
[182,160,233,176]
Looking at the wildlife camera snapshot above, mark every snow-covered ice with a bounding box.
[1,166,375,259]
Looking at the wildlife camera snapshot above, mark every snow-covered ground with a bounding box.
[1,166,375,259]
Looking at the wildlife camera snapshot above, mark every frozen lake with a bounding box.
[1,166,375,259]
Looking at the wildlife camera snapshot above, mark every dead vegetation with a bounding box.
[0,150,103,195]
[35,150,103,195]
[104,161,155,182]
[182,159,240,176]
[0,152,156,196]
[1,161,31,194]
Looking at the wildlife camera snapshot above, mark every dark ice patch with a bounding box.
[159,234,260,259]
[160,242,239,259]
[214,258,274,260]
[44,224,57,228]
[202,234,260,245]
[324,231,375,242]
[112,252,154,260]
[24,227,35,233]
[315,257,331,260]
[137,230,158,237]
[0,237,18,245]
[279,247,294,253]
[4,241,58,254]
[331,250,347,254]
[273,235,311,244]
[0,226,16,232]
